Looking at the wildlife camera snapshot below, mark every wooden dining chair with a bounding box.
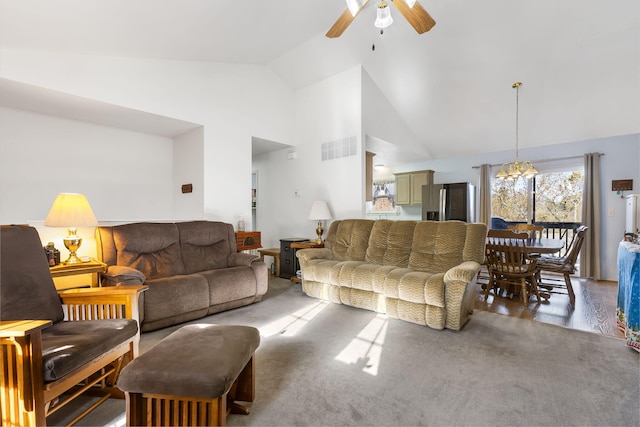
[536,225,588,307]
[485,229,542,305]
[507,223,545,240]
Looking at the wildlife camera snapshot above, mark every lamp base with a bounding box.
[63,228,83,265]
[315,221,324,245]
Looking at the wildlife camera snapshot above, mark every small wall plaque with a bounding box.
[612,179,633,192]
[181,184,193,193]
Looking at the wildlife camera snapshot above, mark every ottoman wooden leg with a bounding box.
[227,354,255,416]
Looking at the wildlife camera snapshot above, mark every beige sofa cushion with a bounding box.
[408,221,468,273]
[366,220,417,267]
[326,220,374,261]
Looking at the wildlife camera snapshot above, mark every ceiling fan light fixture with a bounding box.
[375,1,393,29]
[346,0,367,16]
[405,0,417,7]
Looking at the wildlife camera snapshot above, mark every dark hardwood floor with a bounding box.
[475,268,624,338]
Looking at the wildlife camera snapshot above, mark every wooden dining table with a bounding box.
[486,236,565,255]
[523,238,565,254]
[484,236,565,302]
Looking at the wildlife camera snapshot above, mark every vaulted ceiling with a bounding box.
[1,0,638,164]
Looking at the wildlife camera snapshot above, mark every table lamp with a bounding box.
[44,193,98,264]
[308,200,333,244]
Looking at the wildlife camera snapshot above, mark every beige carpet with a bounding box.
[49,278,639,426]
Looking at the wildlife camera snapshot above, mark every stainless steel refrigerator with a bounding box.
[422,183,475,222]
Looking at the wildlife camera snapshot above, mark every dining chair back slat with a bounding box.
[536,225,588,306]
[485,229,541,305]
[507,224,545,240]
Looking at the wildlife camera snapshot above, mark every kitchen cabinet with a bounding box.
[395,170,433,206]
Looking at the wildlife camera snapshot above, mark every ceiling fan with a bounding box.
[326,0,436,38]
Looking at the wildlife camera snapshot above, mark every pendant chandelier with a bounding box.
[496,82,538,180]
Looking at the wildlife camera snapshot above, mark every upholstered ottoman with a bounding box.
[117,324,260,426]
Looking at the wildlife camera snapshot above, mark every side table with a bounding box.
[289,241,324,283]
[258,248,280,277]
[50,259,107,289]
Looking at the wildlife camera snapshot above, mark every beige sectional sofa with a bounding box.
[296,219,487,331]
[96,221,268,332]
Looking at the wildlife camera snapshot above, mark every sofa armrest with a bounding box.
[444,261,481,284]
[102,265,146,287]
[296,247,332,262]
[58,286,148,322]
[443,261,481,331]
[228,252,260,267]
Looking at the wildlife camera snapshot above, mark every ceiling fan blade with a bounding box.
[392,0,436,34]
[326,0,369,38]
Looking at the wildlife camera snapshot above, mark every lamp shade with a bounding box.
[44,193,98,227]
[308,201,333,221]
[375,2,393,29]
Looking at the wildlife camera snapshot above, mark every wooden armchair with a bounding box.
[0,225,146,426]
[485,229,541,305]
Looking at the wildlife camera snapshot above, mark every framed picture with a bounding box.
[370,178,397,214]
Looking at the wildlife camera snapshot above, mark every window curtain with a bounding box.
[581,152,602,279]
[479,164,491,226]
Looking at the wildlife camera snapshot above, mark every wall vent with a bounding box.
[321,136,357,161]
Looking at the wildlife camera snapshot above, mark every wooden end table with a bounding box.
[289,241,324,283]
[50,259,107,288]
[258,248,281,277]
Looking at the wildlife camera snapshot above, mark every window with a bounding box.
[491,165,584,224]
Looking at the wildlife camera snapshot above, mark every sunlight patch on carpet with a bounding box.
[259,300,329,337]
[335,314,388,376]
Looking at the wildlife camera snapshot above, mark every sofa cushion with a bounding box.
[303,259,342,283]
[366,220,416,267]
[143,274,209,322]
[113,223,185,279]
[339,262,396,294]
[408,221,467,273]
[326,220,374,262]
[177,221,235,274]
[41,318,138,382]
[198,267,258,305]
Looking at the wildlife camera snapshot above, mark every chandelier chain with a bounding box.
[495,81,537,180]
[515,82,519,161]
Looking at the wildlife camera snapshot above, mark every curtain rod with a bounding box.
[472,153,604,169]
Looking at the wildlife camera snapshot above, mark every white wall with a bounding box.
[361,68,427,159]
[173,126,205,220]
[253,66,364,249]
[0,49,295,226]
[0,107,175,223]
